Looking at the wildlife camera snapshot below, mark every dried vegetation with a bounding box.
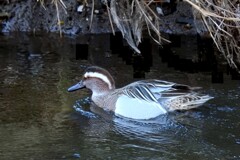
[185,0,240,71]
[37,0,240,70]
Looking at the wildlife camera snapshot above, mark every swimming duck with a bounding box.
[68,66,213,119]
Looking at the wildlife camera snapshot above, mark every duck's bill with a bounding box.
[68,81,85,92]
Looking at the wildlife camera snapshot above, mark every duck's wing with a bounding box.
[140,80,213,111]
[121,80,161,103]
[121,79,212,111]
[121,79,180,103]
[122,79,203,102]
[135,79,196,98]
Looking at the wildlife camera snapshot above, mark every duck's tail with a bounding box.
[160,93,213,111]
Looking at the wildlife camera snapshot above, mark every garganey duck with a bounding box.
[68,66,213,119]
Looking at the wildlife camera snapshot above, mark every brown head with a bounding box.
[68,66,116,95]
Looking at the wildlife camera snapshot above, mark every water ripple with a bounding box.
[73,98,98,119]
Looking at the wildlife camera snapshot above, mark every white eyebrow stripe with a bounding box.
[84,72,112,89]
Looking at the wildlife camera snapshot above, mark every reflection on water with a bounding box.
[0,33,240,160]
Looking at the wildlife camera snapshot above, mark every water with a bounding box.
[0,33,240,160]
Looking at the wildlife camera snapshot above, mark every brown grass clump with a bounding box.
[184,0,240,71]
[110,0,240,70]
[37,0,240,71]
[37,0,67,36]
[109,0,170,53]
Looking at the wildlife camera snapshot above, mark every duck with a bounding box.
[68,66,213,119]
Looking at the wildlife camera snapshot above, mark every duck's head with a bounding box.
[68,66,116,94]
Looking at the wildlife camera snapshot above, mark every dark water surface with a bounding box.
[0,33,239,160]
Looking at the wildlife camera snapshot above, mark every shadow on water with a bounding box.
[0,33,240,159]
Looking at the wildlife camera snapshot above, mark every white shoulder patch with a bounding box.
[84,72,113,89]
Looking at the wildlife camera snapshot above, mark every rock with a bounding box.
[73,153,81,158]
[77,4,84,13]
[94,9,99,14]
[156,6,164,16]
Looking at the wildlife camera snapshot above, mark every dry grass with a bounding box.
[36,0,240,70]
[184,0,240,71]
[37,0,67,36]
[109,0,170,53]
[37,0,170,53]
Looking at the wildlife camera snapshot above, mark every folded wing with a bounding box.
[122,79,213,111]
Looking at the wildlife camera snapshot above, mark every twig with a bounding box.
[89,0,94,30]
